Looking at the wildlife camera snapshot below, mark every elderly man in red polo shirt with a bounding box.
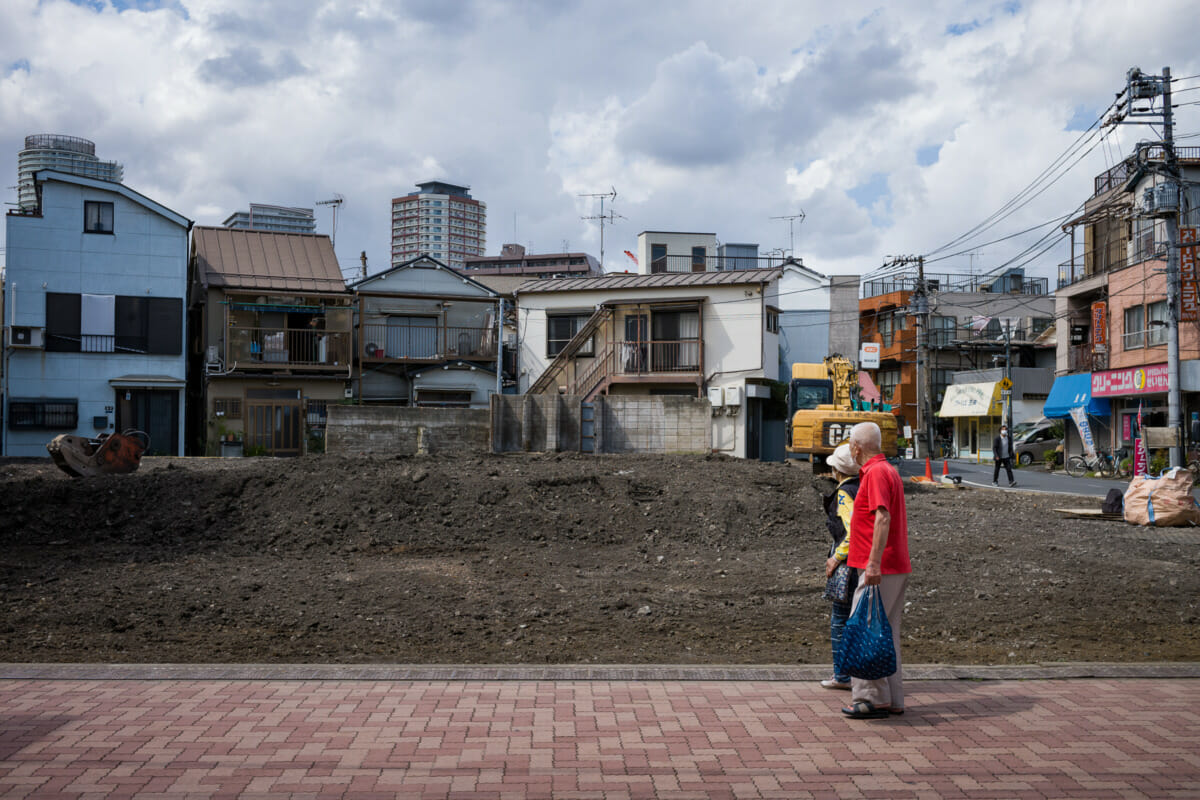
[841,421,912,719]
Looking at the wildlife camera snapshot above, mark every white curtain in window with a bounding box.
[678,311,700,339]
[81,293,115,352]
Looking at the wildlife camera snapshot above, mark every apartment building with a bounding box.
[391,181,486,270]
[223,204,316,234]
[17,134,123,212]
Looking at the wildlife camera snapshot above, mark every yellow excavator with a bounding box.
[786,355,898,471]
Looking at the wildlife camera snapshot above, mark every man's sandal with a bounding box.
[841,701,891,719]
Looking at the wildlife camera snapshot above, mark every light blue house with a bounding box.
[350,255,501,407]
[3,170,191,456]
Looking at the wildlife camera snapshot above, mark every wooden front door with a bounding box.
[245,389,303,457]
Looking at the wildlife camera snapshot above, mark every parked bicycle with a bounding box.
[1112,446,1133,479]
[1066,449,1117,478]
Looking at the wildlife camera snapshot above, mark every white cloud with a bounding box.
[2,0,1200,285]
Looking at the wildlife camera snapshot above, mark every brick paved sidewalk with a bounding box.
[1,674,1198,799]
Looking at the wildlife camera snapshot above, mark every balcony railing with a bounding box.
[648,254,790,273]
[360,323,495,361]
[863,273,1049,299]
[568,339,704,397]
[1070,344,1108,372]
[927,324,1051,347]
[1057,244,1168,289]
[1094,147,1200,196]
[227,326,351,370]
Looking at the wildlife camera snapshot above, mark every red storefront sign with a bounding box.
[1091,301,1107,346]
[1183,228,1198,322]
[1092,363,1169,397]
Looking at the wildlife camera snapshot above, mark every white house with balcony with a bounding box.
[516,268,782,459]
[3,170,191,456]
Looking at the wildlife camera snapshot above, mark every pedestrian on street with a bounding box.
[820,442,860,691]
[841,421,912,720]
[993,424,1016,487]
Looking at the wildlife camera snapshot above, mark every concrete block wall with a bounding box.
[327,405,490,455]
[596,396,711,454]
[492,394,582,453]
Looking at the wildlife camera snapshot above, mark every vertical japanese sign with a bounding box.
[1091,302,1107,347]
[1182,228,1199,322]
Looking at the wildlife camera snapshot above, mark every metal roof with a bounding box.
[516,268,783,294]
[192,226,348,293]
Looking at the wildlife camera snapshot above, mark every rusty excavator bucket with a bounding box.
[46,430,150,478]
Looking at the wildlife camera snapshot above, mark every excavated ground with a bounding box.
[0,453,1197,665]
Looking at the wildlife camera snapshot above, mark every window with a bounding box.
[1147,300,1168,345]
[929,315,956,347]
[8,398,78,430]
[415,389,472,408]
[46,293,183,355]
[547,313,595,357]
[877,368,901,405]
[879,313,894,347]
[691,246,707,272]
[650,244,667,273]
[766,309,780,334]
[84,201,114,234]
[1133,216,1156,261]
[1123,305,1145,350]
[214,398,242,419]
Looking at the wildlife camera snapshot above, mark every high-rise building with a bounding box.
[223,204,316,234]
[17,134,123,211]
[391,181,486,270]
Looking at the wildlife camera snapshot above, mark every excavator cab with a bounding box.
[47,430,150,478]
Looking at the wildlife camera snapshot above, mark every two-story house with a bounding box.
[188,227,353,456]
[3,170,191,456]
[517,268,782,459]
[350,255,501,407]
[1053,146,1200,456]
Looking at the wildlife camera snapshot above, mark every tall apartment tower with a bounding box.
[17,134,123,211]
[223,203,316,234]
[391,181,486,269]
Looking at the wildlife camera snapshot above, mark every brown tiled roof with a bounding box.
[192,226,348,293]
[516,268,783,294]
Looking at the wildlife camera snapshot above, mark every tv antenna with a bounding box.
[315,194,345,247]
[770,211,805,257]
[580,187,624,270]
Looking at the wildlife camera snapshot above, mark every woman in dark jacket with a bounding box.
[820,442,860,690]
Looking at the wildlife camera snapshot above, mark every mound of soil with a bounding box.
[0,453,1197,665]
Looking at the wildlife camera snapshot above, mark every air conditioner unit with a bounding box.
[7,326,44,348]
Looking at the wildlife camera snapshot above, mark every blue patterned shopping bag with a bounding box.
[834,585,897,680]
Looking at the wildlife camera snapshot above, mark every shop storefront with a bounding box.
[1092,363,1168,452]
[938,381,1003,461]
[1043,372,1112,458]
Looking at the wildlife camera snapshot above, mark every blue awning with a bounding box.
[1043,372,1111,418]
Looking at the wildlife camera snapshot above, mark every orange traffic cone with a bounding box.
[924,458,933,481]
[942,459,950,477]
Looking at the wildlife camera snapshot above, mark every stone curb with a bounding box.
[1,662,1197,681]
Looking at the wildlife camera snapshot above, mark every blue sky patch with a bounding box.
[64,0,168,11]
[946,20,981,35]
[1065,104,1098,131]
[916,144,942,166]
[1001,1,1021,15]
[847,172,892,225]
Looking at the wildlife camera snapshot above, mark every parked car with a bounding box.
[1014,420,1063,466]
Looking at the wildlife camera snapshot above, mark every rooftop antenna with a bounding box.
[315,194,345,247]
[770,211,806,257]
[580,187,624,270]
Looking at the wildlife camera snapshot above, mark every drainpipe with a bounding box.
[1,282,11,456]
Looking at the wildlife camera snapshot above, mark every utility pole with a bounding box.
[1117,66,1183,466]
[1004,319,1014,429]
[579,188,623,271]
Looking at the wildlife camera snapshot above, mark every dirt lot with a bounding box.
[0,453,1197,666]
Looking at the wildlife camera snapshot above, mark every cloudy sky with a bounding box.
[3,0,1200,285]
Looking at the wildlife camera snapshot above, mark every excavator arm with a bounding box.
[47,430,149,477]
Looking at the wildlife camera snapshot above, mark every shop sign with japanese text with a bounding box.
[1183,228,1198,322]
[1091,302,1107,346]
[1091,363,1169,397]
